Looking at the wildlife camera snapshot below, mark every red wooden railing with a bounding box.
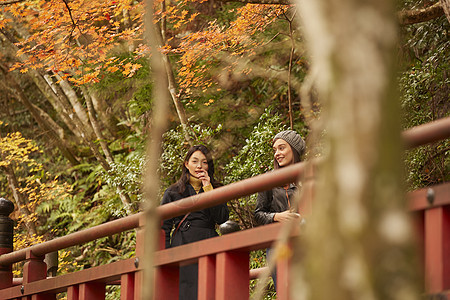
[0,117,449,300]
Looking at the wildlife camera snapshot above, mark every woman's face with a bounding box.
[273,139,294,167]
[185,150,209,178]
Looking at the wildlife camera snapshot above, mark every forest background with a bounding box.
[0,0,448,298]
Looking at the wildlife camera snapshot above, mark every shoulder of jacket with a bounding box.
[164,185,177,193]
[163,186,184,199]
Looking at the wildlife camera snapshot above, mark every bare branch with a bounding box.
[0,0,26,5]
[61,0,78,28]
[398,2,444,25]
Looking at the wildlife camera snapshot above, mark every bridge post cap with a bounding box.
[0,198,14,216]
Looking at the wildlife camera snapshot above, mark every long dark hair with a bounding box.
[273,139,302,170]
[171,144,221,194]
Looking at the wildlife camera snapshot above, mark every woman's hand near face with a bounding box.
[197,170,211,186]
[273,210,301,223]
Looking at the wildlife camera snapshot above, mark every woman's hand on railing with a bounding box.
[273,210,301,223]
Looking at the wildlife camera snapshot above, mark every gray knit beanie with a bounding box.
[273,130,305,156]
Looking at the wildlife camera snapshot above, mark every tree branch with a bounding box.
[0,0,26,5]
[398,2,444,25]
[442,0,450,23]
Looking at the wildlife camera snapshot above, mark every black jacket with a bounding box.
[254,183,297,225]
[161,183,229,249]
[160,183,229,300]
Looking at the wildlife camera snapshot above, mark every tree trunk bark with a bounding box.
[89,90,125,140]
[83,90,114,163]
[83,88,133,209]
[54,73,93,131]
[155,23,193,145]
[291,0,421,299]
[40,74,84,143]
[162,51,194,145]
[31,103,66,141]
[441,0,450,22]
[37,73,110,169]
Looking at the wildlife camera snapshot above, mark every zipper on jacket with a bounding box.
[284,185,290,208]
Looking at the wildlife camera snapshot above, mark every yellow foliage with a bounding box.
[0,131,41,168]
[1,126,74,278]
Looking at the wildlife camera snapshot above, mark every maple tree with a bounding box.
[2,0,142,83]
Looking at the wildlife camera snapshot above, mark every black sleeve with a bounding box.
[208,203,229,225]
[161,189,175,248]
[254,190,275,225]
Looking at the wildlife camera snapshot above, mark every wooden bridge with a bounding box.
[0,118,449,300]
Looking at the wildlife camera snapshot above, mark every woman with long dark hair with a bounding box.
[161,144,229,299]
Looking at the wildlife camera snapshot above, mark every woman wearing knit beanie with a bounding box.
[254,129,305,289]
[254,130,305,224]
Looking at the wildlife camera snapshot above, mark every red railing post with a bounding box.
[153,224,181,299]
[198,255,216,300]
[276,242,293,300]
[67,286,79,300]
[0,198,14,290]
[23,250,57,300]
[78,282,105,300]
[133,216,145,300]
[154,265,179,299]
[216,251,249,300]
[31,294,57,300]
[424,205,450,293]
[121,273,135,300]
[23,250,47,284]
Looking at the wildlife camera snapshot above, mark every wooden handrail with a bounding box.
[402,117,450,149]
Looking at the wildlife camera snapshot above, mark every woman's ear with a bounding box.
[184,161,189,169]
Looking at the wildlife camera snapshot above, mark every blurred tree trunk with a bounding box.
[291,0,421,299]
[141,0,172,298]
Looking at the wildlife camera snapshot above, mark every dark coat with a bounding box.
[254,183,297,225]
[161,183,229,300]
